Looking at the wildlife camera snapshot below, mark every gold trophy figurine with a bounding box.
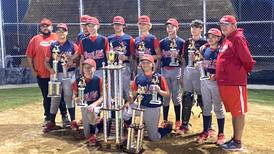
[60,53,70,80]
[138,41,146,61]
[187,39,196,67]
[117,42,126,65]
[149,76,161,105]
[48,45,61,97]
[107,42,116,67]
[169,39,179,66]
[77,77,87,107]
[194,52,209,80]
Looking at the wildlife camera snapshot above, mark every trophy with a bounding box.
[187,39,196,67]
[138,41,146,61]
[169,39,179,66]
[107,42,116,67]
[60,53,70,80]
[48,45,61,97]
[117,42,127,65]
[197,61,210,80]
[149,76,161,105]
[77,77,87,107]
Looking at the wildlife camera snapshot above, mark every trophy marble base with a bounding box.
[48,81,61,97]
[150,100,162,105]
[169,62,179,67]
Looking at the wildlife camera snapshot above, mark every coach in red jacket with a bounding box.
[216,15,255,151]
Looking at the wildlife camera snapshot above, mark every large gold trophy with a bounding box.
[60,53,70,80]
[48,45,61,97]
[126,86,145,153]
[137,41,146,62]
[76,77,87,107]
[149,76,161,105]
[107,42,116,67]
[187,39,196,67]
[169,39,179,66]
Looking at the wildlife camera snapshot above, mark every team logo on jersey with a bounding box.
[40,41,52,47]
[162,49,178,57]
[84,91,99,102]
[84,49,105,59]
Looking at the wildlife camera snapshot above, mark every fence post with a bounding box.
[137,0,141,36]
[0,0,5,68]
[203,0,206,37]
[79,0,84,32]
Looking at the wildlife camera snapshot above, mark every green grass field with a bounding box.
[0,87,273,111]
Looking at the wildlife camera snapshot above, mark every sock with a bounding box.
[217,118,225,134]
[208,115,212,129]
[163,106,169,121]
[90,124,96,134]
[50,113,56,124]
[203,115,211,133]
[68,107,75,121]
[174,105,181,121]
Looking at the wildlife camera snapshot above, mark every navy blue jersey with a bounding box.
[108,33,133,63]
[80,35,108,69]
[160,36,185,67]
[75,76,101,105]
[202,46,219,75]
[183,38,207,65]
[134,73,164,108]
[49,40,76,73]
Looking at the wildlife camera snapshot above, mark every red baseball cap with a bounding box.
[113,16,125,25]
[83,58,96,69]
[40,18,52,26]
[141,54,154,63]
[87,17,100,25]
[207,28,222,37]
[56,23,68,31]
[138,15,151,24]
[166,18,179,28]
[80,15,91,24]
[220,15,237,24]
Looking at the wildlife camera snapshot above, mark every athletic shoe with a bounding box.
[70,120,79,130]
[216,133,226,145]
[197,131,209,143]
[222,138,243,151]
[62,115,71,128]
[175,121,181,131]
[43,121,58,133]
[87,134,97,146]
[208,128,215,138]
[177,125,189,134]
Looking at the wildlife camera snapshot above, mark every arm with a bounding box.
[44,57,55,74]
[158,76,170,97]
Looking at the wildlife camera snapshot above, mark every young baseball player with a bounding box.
[179,20,208,134]
[124,54,172,141]
[134,15,161,74]
[76,15,92,45]
[108,16,135,102]
[160,18,185,131]
[196,28,225,145]
[78,17,109,78]
[72,58,103,146]
[44,23,79,132]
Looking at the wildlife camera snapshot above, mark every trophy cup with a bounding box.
[77,77,87,107]
[197,61,210,80]
[60,53,70,80]
[187,39,196,67]
[169,39,179,66]
[107,43,116,67]
[48,45,61,97]
[117,42,127,65]
[138,41,146,62]
[149,76,161,105]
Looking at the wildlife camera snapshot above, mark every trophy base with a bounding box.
[48,81,61,98]
[200,76,210,80]
[77,104,88,107]
[62,77,70,81]
[169,62,179,67]
[149,100,162,105]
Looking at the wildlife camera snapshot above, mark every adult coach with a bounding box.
[217,15,255,151]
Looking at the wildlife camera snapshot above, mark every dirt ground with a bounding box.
[0,102,273,154]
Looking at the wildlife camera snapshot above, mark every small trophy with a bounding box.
[149,76,161,105]
[117,42,127,65]
[60,53,70,80]
[48,45,61,97]
[169,39,179,66]
[107,42,116,67]
[138,41,146,60]
[197,61,210,80]
[187,39,196,67]
[77,77,87,107]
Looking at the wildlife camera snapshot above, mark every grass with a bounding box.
[0,87,41,111]
[0,87,273,112]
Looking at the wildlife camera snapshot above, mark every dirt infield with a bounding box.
[0,102,273,154]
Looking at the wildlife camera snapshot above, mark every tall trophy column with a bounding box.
[48,45,61,97]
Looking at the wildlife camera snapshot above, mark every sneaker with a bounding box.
[70,120,79,130]
[177,125,189,134]
[62,115,71,128]
[43,119,49,127]
[175,121,181,131]
[87,134,97,146]
[222,138,243,151]
[216,133,226,145]
[208,128,215,138]
[43,121,57,133]
[197,132,209,143]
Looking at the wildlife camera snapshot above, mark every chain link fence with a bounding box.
[0,0,273,84]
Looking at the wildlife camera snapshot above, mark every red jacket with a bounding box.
[216,29,256,86]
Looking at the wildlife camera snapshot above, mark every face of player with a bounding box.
[56,28,68,42]
[191,26,203,37]
[141,60,153,73]
[87,24,99,36]
[113,24,124,33]
[83,64,95,79]
[138,23,150,33]
[207,34,220,46]
[81,24,91,36]
[220,23,236,36]
[40,24,53,36]
[166,24,177,36]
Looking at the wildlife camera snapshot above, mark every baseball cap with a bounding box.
[190,19,203,28]
[206,28,222,37]
[141,54,154,63]
[112,16,125,25]
[138,15,151,24]
[80,15,91,24]
[87,17,100,25]
[83,58,96,69]
[40,18,52,26]
[165,18,179,28]
[220,15,237,24]
[56,23,68,31]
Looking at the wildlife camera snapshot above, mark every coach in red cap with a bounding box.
[217,15,256,151]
